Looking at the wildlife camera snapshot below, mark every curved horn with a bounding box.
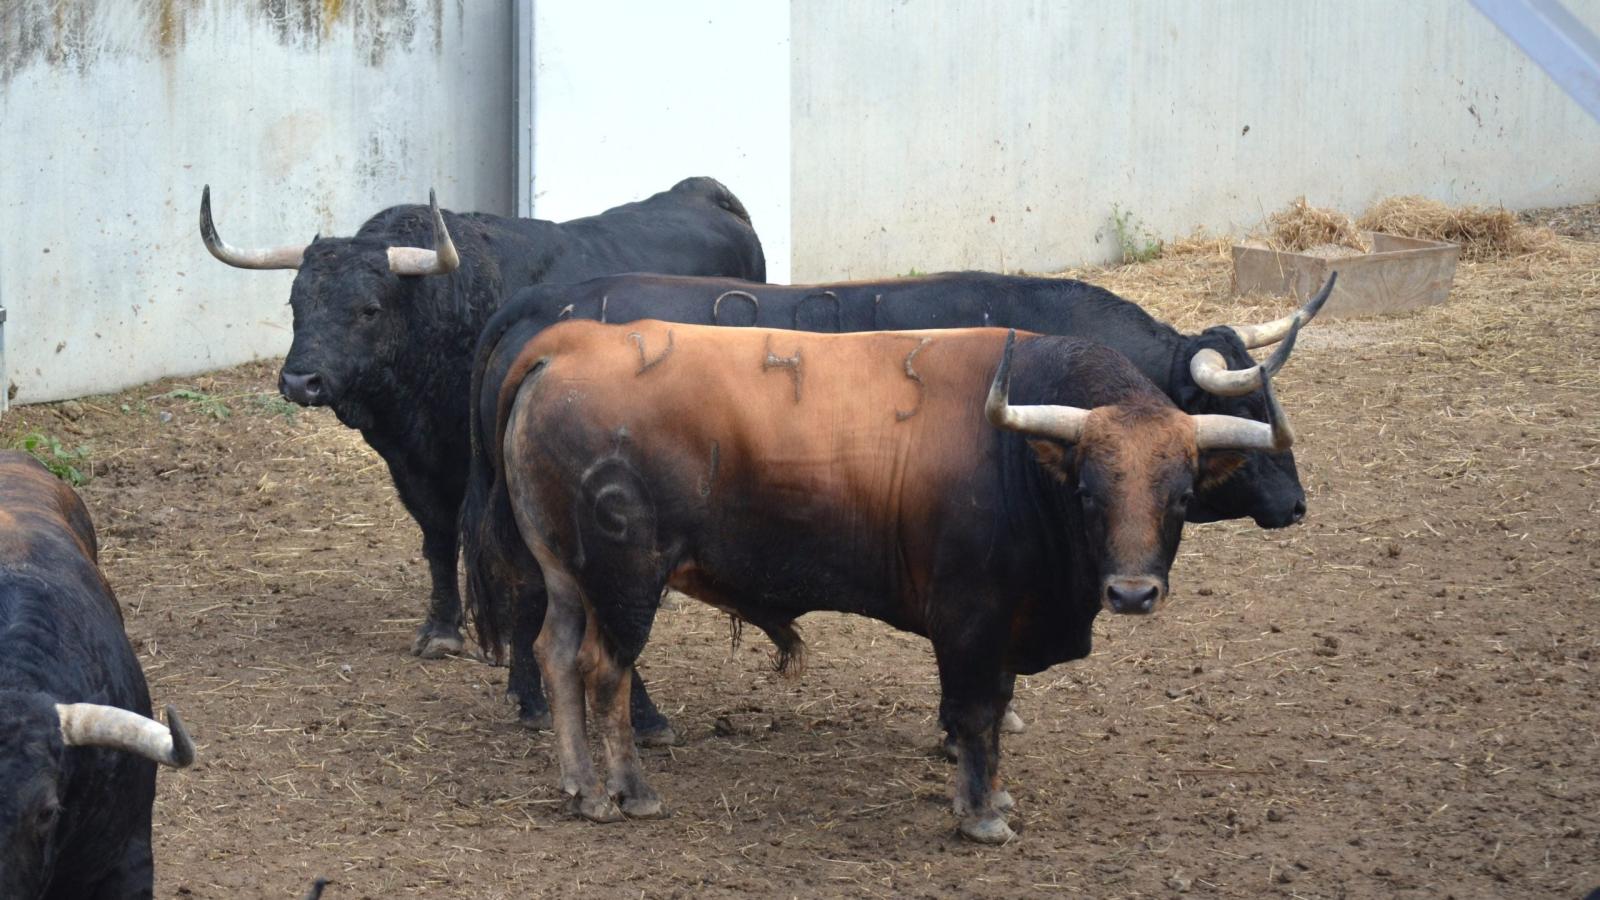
[57,702,196,768]
[1190,297,1310,397]
[985,330,1091,442]
[199,185,307,270]
[386,189,460,276]
[1192,372,1294,452]
[1226,272,1337,349]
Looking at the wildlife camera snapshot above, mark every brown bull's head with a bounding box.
[987,330,1296,614]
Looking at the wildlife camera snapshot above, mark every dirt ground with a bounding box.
[4,206,1597,899]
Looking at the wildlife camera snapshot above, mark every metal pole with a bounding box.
[513,0,536,218]
[1471,0,1600,125]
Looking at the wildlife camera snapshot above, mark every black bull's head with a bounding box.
[199,187,460,418]
[0,694,193,897]
[1179,274,1335,529]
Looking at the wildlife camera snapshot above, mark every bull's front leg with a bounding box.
[935,644,1016,843]
[940,673,1025,761]
[412,519,466,658]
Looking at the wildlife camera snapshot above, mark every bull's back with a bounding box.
[0,451,100,573]
[547,189,766,283]
[505,322,1014,584]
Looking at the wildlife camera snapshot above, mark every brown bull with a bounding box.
[488,320,1300,842]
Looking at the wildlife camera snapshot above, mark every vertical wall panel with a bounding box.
[0,1,513,403]
[527,0,792,280]
[790,0,1600,280]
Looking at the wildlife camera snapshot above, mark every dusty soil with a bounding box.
[4,219,1597,899]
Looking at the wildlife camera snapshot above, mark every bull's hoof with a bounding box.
[993,789,1015,812]
[959,813,1016,844]
[411,621,464,659]
[618,789,667,819]
[568,791,625,823]
[635,722,679,748]
[1000,706,1026,734]
[517,707,553,731]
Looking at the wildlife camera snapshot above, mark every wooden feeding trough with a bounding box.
[1231,232,1461,318]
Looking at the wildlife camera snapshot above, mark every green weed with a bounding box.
[251,393,300,423]
[1110,205,1164,264]
[13,432,91,486]
[160,388,232,421]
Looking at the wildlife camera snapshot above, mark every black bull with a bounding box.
[0,452,194,898]
[464,270,1333,737]
[201,177,766,663]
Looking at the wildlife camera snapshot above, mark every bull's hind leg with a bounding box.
[533,564,622,823]
[630,665,677,747]
[508,577,551,730]
[586,635,665,818]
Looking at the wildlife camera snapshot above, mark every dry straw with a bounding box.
[1356,195,1566,260]
[1263,196,1370,254]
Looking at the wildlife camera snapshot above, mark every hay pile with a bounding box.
[1357,195,1565,260]
[1262,196,1370,253]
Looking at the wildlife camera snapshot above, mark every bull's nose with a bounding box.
[1104,580,1161,615]
[279,371,327,406]
[1291,500,1307,523]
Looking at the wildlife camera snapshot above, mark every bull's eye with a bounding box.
[35,800,60,834]
[362,303,382,319]
[1177,490,1196,510]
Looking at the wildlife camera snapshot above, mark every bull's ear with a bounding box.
[1197,450,1247,490]
[1028,439,1073,482]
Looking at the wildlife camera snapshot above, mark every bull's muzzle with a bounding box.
[279,370,328,407]
[1103,576,1164,614]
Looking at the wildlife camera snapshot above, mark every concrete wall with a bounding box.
[0,0,513,404]
[524,0,792,280]
[789,0,1600,281]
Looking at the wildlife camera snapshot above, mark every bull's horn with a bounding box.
[386,189,460,276]
[985,330,1090,442]
[1226,272,1337,349]
[56,702,196,768]
[1190,297,1310,397]
[1192,372,1294,452]
[199,186,307,270]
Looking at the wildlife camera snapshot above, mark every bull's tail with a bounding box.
[460,447,534,662]
[461,317,549,661]
[671,176,754,226]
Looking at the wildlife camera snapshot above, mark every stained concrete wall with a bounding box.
[789,1,1600,281]
[523,0,792,280]
[0,1,513,404]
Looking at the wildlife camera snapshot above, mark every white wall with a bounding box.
[789,0,1600,280]
[0,0,513,404]
[526,0,791,280]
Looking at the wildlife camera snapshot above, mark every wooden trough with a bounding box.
[1231,232,1461,318]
